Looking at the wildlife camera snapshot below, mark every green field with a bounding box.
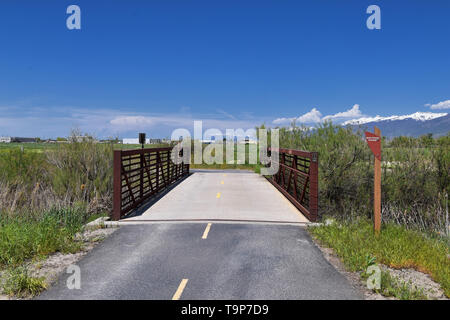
[0,142,170,152]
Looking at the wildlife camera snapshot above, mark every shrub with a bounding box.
[0,132,114,215]
[45,136,113,213]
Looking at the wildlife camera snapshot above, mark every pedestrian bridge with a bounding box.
[112,147,318,224]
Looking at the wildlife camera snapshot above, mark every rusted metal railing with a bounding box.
[112,147,189,220]
[266,148,318,221]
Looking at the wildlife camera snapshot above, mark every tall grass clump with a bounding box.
[46,135,113,213]
[0,207,85,268]
[0,132,113,216]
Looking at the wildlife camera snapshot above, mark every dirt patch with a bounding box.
[381,265,447,300]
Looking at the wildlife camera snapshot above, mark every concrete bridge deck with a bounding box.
[122,170,309,224]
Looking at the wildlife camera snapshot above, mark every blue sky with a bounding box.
[0,0,449,138]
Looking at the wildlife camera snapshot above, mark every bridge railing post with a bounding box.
[112,149,122,221]
[139,152,144,202]
[309,152,319,222]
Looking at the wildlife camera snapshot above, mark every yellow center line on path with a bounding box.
[216,192,221,198]
[202,223,212,239]
[172,279,189,300]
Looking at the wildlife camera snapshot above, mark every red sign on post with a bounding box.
[365,131,381,161]
[366,127,382,234]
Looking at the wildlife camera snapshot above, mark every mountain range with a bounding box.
[343,112,449,138]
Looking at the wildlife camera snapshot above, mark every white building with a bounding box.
[122,138,151,144]
[122,138,166,144]
[0,137,11,143]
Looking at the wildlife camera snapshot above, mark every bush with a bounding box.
[46,137,113,213]
[0,132,114,215]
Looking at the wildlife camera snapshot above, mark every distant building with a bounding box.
[149,138,162,144]
[123,138,142,144]
[68,136,97,143]
[122,138,165,144]
[0,136,36,143]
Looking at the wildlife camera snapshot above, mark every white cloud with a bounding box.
[273,104,363,126]
[297,108,322,123]
[322,104,363,121]
[425,100,450,110]
[272,117,295,125]
[110,116,156,128]
[273,108,322,125]
[216,109,236,120]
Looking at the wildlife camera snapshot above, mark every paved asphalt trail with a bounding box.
[38,223,361,300]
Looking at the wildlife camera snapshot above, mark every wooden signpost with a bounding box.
[365,127,381,234]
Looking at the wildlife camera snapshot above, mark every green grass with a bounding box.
[0,143,56,153]
[0,208,85,268]
[308,219,450,298]
[0,207,88,297]
[189,143,260,172]
[2,266,47,297]
[0,142,168,153]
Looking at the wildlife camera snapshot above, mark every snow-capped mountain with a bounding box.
[343,112,448,126]
[343,112,449,138]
